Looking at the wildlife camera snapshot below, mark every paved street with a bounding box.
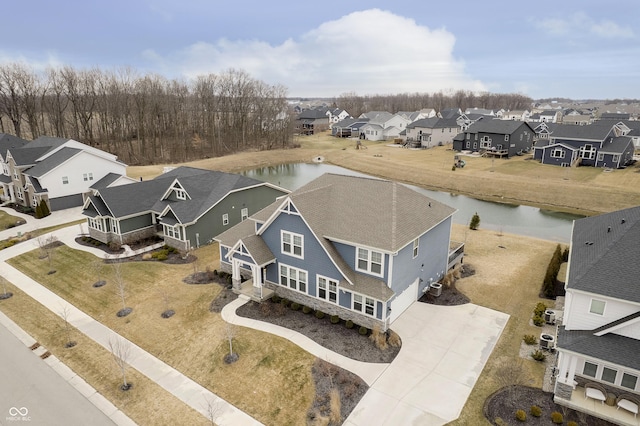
[0,318,116,426]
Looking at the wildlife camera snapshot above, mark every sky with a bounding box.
[1,1,638,100]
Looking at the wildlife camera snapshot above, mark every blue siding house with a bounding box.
[215,173,463,330]
[534,122,635,168]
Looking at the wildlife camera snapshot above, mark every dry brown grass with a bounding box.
[329,387,341,424]
[6,243,315,425]
[129,132,640,215]
[0,281,208,425]
[447,223,556,425]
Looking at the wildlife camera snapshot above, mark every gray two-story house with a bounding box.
[215,173,464,330]
[453,119,535,157]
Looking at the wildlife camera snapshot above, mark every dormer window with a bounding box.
[175,189,186,200]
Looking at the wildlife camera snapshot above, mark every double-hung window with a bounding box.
[241,208,248,221]
[281,230,303,258]
[412,238,419,258]
[353,294,375,316]
[222,213,229,226]
[356,247,383,276]
[317,276,338,303]
[551,149,564,159]
[279,264,307,293]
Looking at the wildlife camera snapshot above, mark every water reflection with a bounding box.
[242,163,582,242]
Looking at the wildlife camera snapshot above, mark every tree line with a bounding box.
[0,63,291,165]
[336,90,533,118]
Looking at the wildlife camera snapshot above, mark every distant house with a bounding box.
[326,108,351,126]
[538,110,562,123]
[0,136,126,211]
[465,107,496,117]
[331,118,369,138]
[358,112,410,141]
[296,108,330,135]
[215,173,464,329]
[554,206,640,425]
[599,112,631,121]
[405,118,460,148]
[82,166,289,251]
[533,122,634,168]
[453,120,535,157]
[501,110,531,121]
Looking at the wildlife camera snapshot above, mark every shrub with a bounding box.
[271,294,281,303]
[387,330,402,347]
[515,409,526,422]
[370,325,388,350]
[523,334,537,345]
[530,405,542,417]
[141,253,152,260]
[345,320,354,329]
[39,200,50,218]
[469,212,480,230]
[280,298,290,308]
[532,315,545,327]
[290,302,301,311]
[358,326,368,336]
[156,253,168,261]
[302,305,312,314]
[534,302,548,317]
[315,310,325,319]
[330,315,340,324]
[494,418,506,426]
[567,421,578,426]
[531,350,546,362]
[543,244,563,298]
[550,411,563,424]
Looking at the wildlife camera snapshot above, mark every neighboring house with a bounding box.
[453,120,535,157]
[539,110,562,123]
[533,122,634,168]
[465,107,496,117]
[501,110,531,121]
[326,108,351,126]
[554,206,640,425]
[331,118,370,138]
[396,109,438,122]
[296,108,330,135]
[561,114,593,126]
[600,113,631,121]
[405,118,460,148]
[358,112,411,141]
[215,173,464,330]
[0,136,126,211]
[440,108,463,119]
[83,166,289,251]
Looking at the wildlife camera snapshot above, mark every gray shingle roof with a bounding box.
[8,146,51,166]
[557,326,640,371]
[598,136,633,154]
[0,133,28,159]
[90,173,125,190]
[567,206,640,303]
[24,147,82,177]
[466,120,532,135]
[407,118,458,129]
[550,123,614,141]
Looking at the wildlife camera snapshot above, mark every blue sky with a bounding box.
[2,1,637,100]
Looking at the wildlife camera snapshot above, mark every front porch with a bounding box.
[232,278,274,302]
[555,386,640,426]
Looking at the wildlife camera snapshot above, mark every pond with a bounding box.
[242,163,583,243]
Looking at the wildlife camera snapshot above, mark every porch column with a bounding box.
[252,265,262,299]
[554,352,577,400]
[567,355,578,388]
[557,352,570,384]
[231,259,242,291]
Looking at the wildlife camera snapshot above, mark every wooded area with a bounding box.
[0,64,292,165]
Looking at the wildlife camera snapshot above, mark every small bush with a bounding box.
[315,311,325,319]
[142,253,152,260]
[523,334,537,345]
[387,330,402,347]
[494,418,506,426]
[531,350,547,362]
[156,253,168,261]
[271,294,281,303]
[515,409,526,422]
[280,298,290,308]
[532,315,545,327]
[330,315,340,324]
[567,421,578,426]
[469,212,480,230]
[302,305,312,314]
[530,405,542,417]
[550,411,563,424]
[358,326,368,336]
[290,302,301,311]
[345,320,354,329]
[534,302,547,317]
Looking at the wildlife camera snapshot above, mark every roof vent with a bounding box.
[585,241,594,246]
[622,218,626,224]
[607,226,611,233]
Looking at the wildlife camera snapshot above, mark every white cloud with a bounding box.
[143,9,485,96]
[0,50,64,73]
[537,12,634,39]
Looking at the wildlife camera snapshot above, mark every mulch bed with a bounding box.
[419,264,474,306]
[485,385,616,425]
[236,300,401,364]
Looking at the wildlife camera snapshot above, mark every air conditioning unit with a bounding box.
[540,333,555,350]
[544,309,556,325]
[429,282,442,297]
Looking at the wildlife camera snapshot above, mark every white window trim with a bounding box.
[279,263,307,294]
[412,238,419,259]
[621,372,639,391]
[597,152,604,161]
[281,230,304,259]
[352,292,377,317]
[222,213,229,226]
[175,189,186,200]
[241,207,249,221]
[88,217,104,232]
[356,247,384,277]
[317,275,338,304]
[551,148,565,159]
[165,224,181,240]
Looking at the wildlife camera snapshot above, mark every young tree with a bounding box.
[38,200,50,217]
[108,337,132,390]
[223,322,238,363]
[36,234,59,273]
[112,261,132,316]
[59,305,77,348]
[469,212,480,230]
[203,397,221,426]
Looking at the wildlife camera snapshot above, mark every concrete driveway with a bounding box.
[345,302,509,425]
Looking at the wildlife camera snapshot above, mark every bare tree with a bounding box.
[494,357,533,405]
[36,234,59,274]
[112,261,132,316]
[108,337,132,390]
[159,288,174,318]
[203,397,221,426]
[0,275,13,299]
[59,304,77,348]
[91,258,106,288]
[223,322,238,363]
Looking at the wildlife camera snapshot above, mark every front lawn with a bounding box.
[7,243,316,425]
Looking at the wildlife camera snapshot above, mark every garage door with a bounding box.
[389,278,419,323]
